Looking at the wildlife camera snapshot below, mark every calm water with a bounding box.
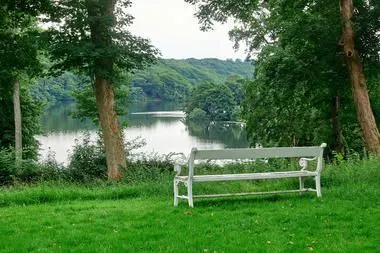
[36,102,249,164]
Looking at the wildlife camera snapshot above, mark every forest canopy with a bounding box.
[30,58,253,104]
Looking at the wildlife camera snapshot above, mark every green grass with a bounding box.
[0,158,379,252]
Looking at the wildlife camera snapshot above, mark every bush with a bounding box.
[187,108,209,122]
[124,159,173,183]
[0,149,16,185]
[0,149,64,185]
[0,130,177,186]
[66,133,174,183]
[0,149,42,185]
[67,134,107,183]
[38,150,67,181]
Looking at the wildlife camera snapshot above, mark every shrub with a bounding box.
[0,149,42,185]
[0,149,16,185]
[66,132,170,183]
[0,148,64,185]
[187,108,209,122]
[67,134,107,183]
[38,150,67,181]
[124,159,173,183]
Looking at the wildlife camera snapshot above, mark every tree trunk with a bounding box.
[13,79,22,165]
[94,76,126,180]
[332,96,344,155]
[339,0,380,155]
[86,0,126,180]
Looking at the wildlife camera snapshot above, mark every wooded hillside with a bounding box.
[30,58,253,105]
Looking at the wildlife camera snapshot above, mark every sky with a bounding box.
[128,0,246,60]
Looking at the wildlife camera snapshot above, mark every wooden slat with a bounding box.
[193,188,316,198]
[192,146,322,160]
[175,176,188,182]
[191,171,317,182]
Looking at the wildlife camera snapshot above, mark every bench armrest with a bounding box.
[299,157,317,171]
[174,164,182,176]
[172,153,188,176]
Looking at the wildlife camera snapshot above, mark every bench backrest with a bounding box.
[188,143,326,177]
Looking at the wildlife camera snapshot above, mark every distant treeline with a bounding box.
[30,58,254,105]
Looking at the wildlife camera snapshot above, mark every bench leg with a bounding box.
[187,180,194,208]
[173,180,179,207]
[299,177,305,190]
[315,175,322,197]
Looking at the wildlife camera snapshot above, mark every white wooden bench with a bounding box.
[173,143,327,207]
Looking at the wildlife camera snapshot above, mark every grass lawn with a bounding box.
[0,159,379,252]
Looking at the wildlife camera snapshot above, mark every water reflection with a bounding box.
[127,112,183,128]
[186,122,249,148]
[41,104,95,133]
[37,102,249,164]
[41,102,183,132]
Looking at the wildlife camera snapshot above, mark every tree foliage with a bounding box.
[30,73,80,105]
[45,0,160,180]
[44,0,159,125]
[0,0,47,159]
[185,81,241,122]
[0,79,41,159]
[187,0,380,154]
[46,0,159,79]
[31,58,253,104]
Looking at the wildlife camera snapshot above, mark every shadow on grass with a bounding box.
[180,192,316,208]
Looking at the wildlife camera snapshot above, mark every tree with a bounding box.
[239,1,352,151]
[224,75,246,105]
[0,1,48,162]
[46,0,159,180]
[13,80,22,165]
[339,0,380,154]
[31,58,253,104]
[186,0,380,155]
[185,82,236,122]
[0,77,41,160]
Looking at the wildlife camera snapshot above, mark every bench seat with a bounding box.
[173,144,327,207]
[176,170,318,182]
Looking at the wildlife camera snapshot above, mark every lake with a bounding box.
[36,102,249,164]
